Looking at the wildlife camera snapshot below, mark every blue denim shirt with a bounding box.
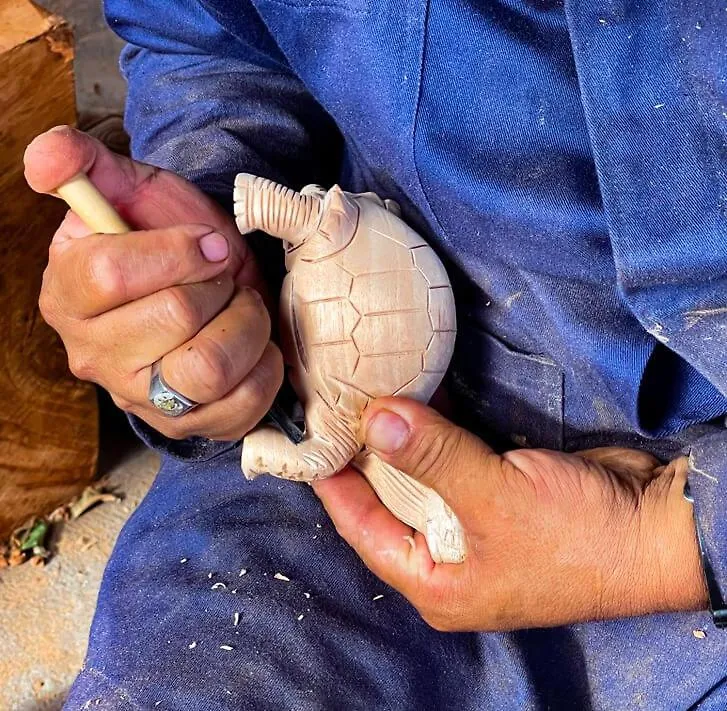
[65,0,727,708]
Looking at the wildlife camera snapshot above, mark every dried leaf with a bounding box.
[9,550,26,567]
[29,555,46,568]
[48,505,71,523]
[68,486,120,519]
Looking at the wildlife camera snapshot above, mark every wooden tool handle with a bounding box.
[55,173,129,234]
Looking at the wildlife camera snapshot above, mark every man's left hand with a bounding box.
[313,398,707,631]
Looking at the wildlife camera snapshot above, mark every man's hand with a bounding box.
[313,397,708,631]
[25,126,283,441]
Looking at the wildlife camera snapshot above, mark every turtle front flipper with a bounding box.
[242,405,360,482]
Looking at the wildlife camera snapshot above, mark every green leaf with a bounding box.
[19,520,48,552]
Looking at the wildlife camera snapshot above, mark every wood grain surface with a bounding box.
[0,1,98,538]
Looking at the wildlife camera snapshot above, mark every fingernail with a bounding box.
[365,410,410,453]
[199,232,229,262]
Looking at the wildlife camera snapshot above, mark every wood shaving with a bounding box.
[79,536,97,552]
[373,594,384,601]
[10,550,31,566]
[211,582,227,590]
[303,592,311,599]
[274,573,290,582]
[233,612,240,626]
[188,641,197,649]
[238,568,247,576]
[180,558,188,563]
[297,614,304,621]
[693,629,707,639]
[220,645,234,651]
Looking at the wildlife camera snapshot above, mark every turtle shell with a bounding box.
[290,200,456,405]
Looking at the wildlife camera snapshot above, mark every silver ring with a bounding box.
[148,360,198,417]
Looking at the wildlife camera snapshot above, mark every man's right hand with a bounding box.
[24,126,283,442]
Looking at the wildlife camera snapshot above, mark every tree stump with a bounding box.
[0,0,99,539]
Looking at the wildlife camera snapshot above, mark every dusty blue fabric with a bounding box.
[65,0,727,708]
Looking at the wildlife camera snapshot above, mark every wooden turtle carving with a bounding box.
[234,174,466,563]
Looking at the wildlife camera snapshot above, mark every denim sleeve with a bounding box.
[104,0,340,461]
[105,0,341,206]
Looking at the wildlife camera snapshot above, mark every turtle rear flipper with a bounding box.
[354,450,466,564]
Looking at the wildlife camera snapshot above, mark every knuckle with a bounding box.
[245,345,284,405]
[83,249,127,304]
[150,415,194,441]
[418,572,482,632]
[420,607,456,632]
[418,593,469,632]
[67,350,95,381]
[409,425,465,484]
[38,280,59,324]
[241,369,269,411]
[163,287,205,336]
[185,336,236,401]
[110,393,134,412]
[264,342,285,382]
[231,287,271,340]
[240,286,269,322]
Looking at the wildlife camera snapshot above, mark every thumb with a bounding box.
[25,125,156,200]
[361,397,498,503]
[24,126,240,236]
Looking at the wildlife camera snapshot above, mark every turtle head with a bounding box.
[292,185,358,263]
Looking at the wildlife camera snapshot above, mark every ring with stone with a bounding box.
[148,360,198,417]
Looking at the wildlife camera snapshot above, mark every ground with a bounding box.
[0,440,159,710]
[0,3,150,709]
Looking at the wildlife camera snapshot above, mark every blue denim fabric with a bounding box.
[66,447,727,710]
[65,0,727,707]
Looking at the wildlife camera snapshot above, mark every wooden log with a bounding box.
[0,1,98,539]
